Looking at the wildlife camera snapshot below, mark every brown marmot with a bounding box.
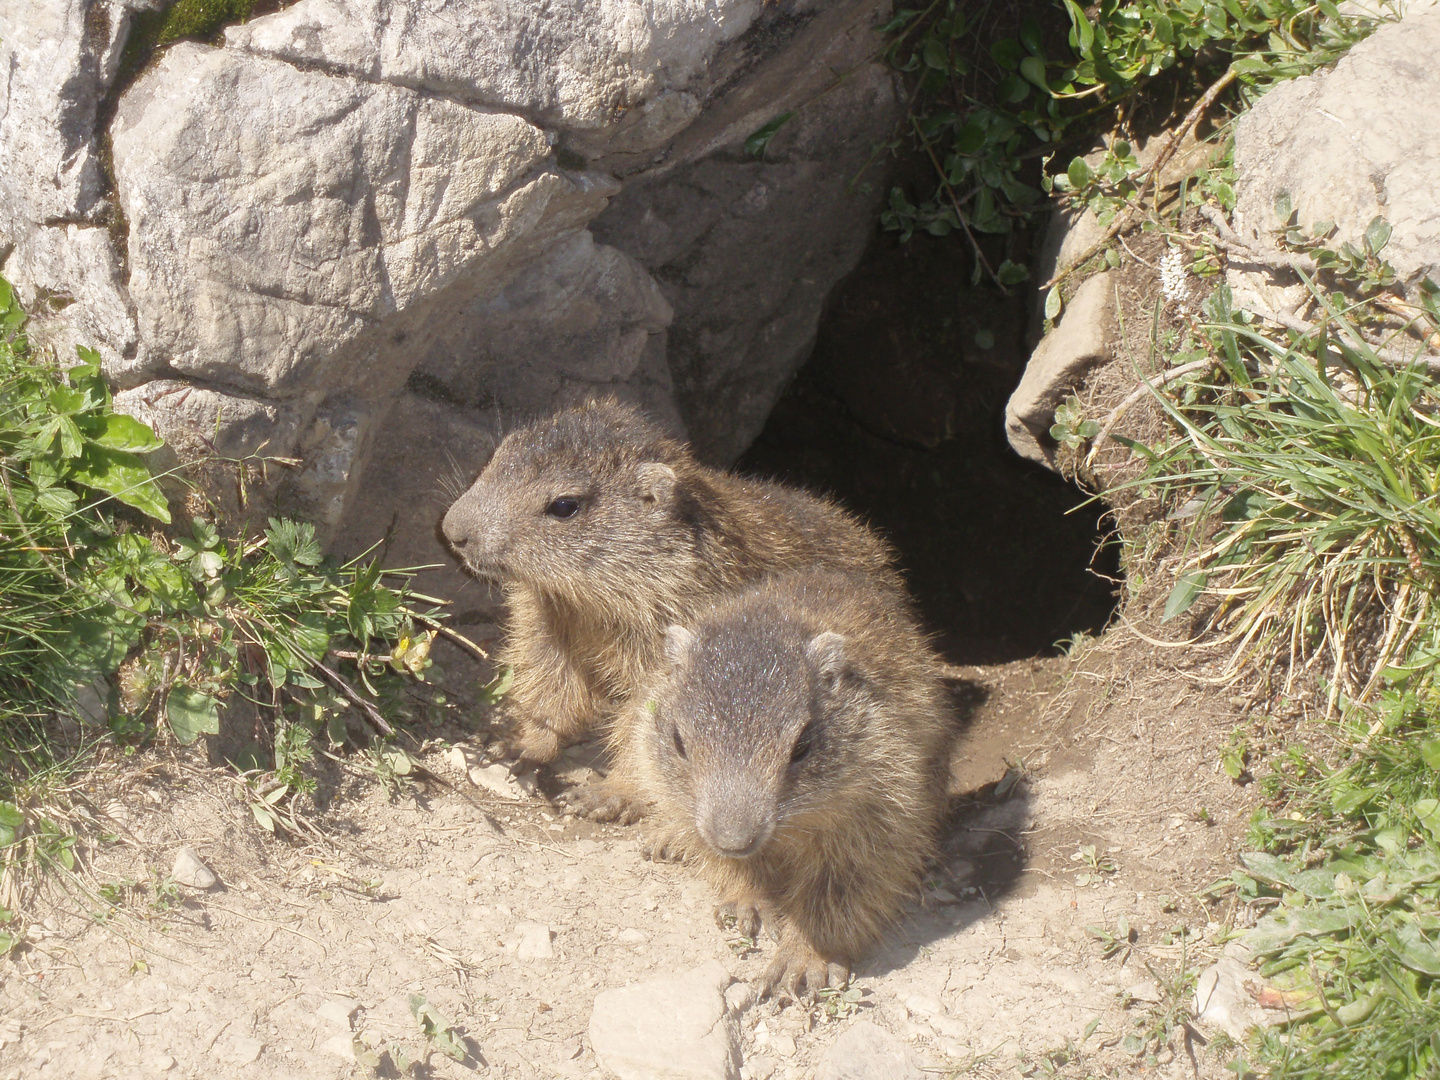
[609,568,954,997]
[440,400,899,766]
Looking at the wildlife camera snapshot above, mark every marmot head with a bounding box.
[441,400,698,600]
[645,599,867,860]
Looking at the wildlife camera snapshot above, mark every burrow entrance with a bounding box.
[740,226,1121,665]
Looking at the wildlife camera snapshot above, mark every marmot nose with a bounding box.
[701,816,768,859]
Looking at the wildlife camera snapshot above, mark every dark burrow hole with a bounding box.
[739,228,1121,666]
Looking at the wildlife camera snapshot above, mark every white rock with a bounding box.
[1004,271,1119,469]
[316,998,359,1029]
[814,1022,922,1080]
[768,1034,796,1059]
[745,1056,777,1080]
[144,1053,175,1074]
[507,921,555,961]
[224,1037,263,1065]
[470,763,531,801]
[1193,958,1286,1042]
[616,928,648,945]
[1230,4,1440,312]
[723,982,755,1017]
[1125,978,1163,1004]
[589,959,741,1080]
[321,1034,357,1061]
[171,846,218,890]
[902,994,945,1019]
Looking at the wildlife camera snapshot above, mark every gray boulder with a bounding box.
[1,0,896,603]
[1229,3,1440,316]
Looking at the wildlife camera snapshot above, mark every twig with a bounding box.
[411,613,492,662]
[1084,359,1215,467]
[912,117,1003,290]
[309,657,395,737]
[1198,204,1317,274]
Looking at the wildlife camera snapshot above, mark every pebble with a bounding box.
[321,1034,357,1061]
[589,959,741,1080]
[746,1056,778,1080]
[815,1022,921,1080]
[769,1034,797,1059]
[616,928,648,945]
[507,921,555,960]
[145,1053,175,1073]
[316,998,359,1029]
[469,763,536,801]
[171,846,217,889]
[226,1037,263,1065]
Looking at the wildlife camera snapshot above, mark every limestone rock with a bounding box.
[226,0,766,138]
[171,846,218,890]
[1005,271,1119,468]
[589,959,741,1080]
[506,921,555,961]
[1193,957,1285,1041]
[814,1021,921,1080]
[1229,5,1440,314]
[111,43,556,395]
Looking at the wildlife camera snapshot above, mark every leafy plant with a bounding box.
[879,0,1386,280]
[1051,395,1100,451]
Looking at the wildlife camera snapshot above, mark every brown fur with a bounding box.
[440,400,899,766]
[612,568,953,997]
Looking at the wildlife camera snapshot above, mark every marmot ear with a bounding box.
[805,631,848,683]
[663,624,696,665]
[637,462,677,505]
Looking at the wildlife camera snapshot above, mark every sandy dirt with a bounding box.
[0,634,1267,1080]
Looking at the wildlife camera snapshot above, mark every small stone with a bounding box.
[724,982,756,1016]
[589,959,741,1080]
[469,763,533,801]
[145,1053,175,1073]
[616,928,648,945]
[316,998,358,1029]
[746,1056,777,1080]
[227,1037,263,1065]
[321,1034,356,1061]
[171,846,217,889]
[507,921,554,960]
[815,1022,922,1080]
[769,1034,796,1059]
[1194,958,1284,1041]
[902,994,945,1018]
[1125,979,1163,1004]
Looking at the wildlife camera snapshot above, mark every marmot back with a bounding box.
[441,400,900,763]
[613,567,954,997]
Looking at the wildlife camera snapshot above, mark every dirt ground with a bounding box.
[0,627,1267,1080]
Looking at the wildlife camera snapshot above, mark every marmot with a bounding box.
[610,568,954,997]
[440,400,899,766]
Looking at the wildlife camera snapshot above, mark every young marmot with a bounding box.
[440,401,899,767]
[610,568,954,997]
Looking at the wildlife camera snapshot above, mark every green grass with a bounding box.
[0,276,448,944]
[1103,273,1440,1077]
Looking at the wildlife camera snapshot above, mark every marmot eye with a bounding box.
[672,727,687,760]
[790,724,815,765]
[545,496,581,519]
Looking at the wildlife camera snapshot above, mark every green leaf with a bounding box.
[1363,216,1392,256]
[1162,571,1207,622]
[997,74,1030,104]
[1415,799,1440,843]
[0,803,22,848]
[90,413,163,453]
[1063,0,1095,57]
[1019,55,1049,91]
[990,37,1024,70]
[973,328,996,350]
[1420,740,1440,772]
[922,37,950,70]
[1067,156,1093,190]
[1393,922,1440,977]
[743,112,793,159]
[166,686,220,745]
[996,260,1029,286]
[1044,288,1063,320]
[70,446,171,522]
